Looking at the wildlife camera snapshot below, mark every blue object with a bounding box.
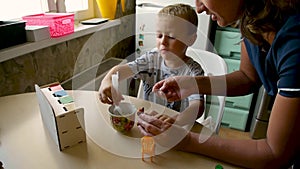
[53,90,67,97]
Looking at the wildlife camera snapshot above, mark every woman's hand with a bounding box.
[137,111,190,149]
[137,110,173,136]
[152,76,198,102]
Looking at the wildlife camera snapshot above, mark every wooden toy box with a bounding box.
[35,82,86,151]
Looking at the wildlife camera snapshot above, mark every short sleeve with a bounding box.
[127,50,159,80]
[273,18,300,97]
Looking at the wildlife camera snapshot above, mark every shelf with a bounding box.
[0,19,121,63]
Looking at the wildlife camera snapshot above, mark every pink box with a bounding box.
[22,13,74,38]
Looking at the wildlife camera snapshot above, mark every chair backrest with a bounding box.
[137,48,228,134]
[141,136,155,154]
[186,48,227,134]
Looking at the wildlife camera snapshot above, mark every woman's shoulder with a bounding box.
[277,14,300,37]
[286,14,300,25]
[273,14,300,54]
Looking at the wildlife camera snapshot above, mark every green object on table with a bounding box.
[215,164,223,169]
[59,95,74,104]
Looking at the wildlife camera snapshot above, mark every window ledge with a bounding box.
[0,19,121,63]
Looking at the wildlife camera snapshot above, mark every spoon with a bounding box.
[112,71,122,115]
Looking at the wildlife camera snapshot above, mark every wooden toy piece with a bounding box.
[35,83,86,151]
[141,136,155,162]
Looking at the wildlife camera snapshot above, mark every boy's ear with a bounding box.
[186,33,197,46]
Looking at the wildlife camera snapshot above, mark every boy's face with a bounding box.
[156,15,196,59]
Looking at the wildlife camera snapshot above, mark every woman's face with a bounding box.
[196,0,244,27]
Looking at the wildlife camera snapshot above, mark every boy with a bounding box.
[99,4,204,119]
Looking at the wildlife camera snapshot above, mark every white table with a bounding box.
[0,90,240,169]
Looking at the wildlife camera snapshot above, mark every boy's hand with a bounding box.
[99,79,113,104]
[99,79,123,105]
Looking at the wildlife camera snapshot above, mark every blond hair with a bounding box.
[158,3,198,34]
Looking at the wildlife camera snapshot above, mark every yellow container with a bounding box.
[96,0,126,20]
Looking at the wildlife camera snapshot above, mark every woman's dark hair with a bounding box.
[240,0,300,47]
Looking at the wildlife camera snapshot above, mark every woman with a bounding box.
[137,0,300,168]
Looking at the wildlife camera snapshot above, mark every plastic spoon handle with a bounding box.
[112,72,122,114]
[112,71,119,93]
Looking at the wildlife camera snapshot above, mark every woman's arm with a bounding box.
[175,99,205,126]
[153,41,260,100]
[177,94,300,168]
[225,41,262,96]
